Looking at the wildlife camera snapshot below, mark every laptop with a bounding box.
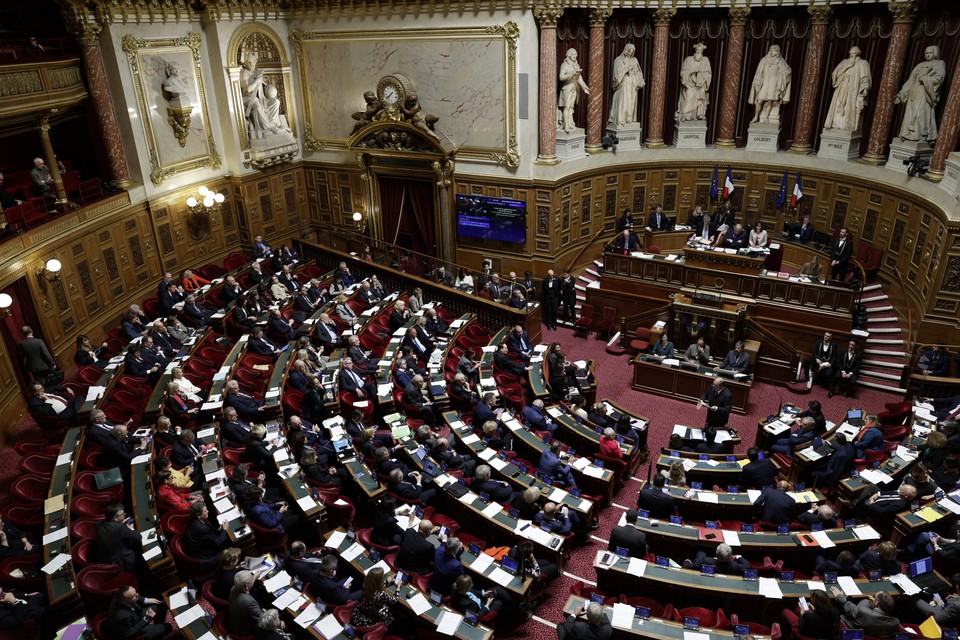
[501,556,518,575]
[422,460,439,478]
[463,612,479,626]
[811,437,834,457]
[846,409,864,426]
[734,624,752,640]
[415,445,429,461]
[683,617,700,631]
[635,606,651,620]
[468,542,482,556]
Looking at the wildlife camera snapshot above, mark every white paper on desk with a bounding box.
[168,587,190,610]
[408,591,432,615]
[684,632,711,640]
[811,530,835,548]
[860,469,894,485]
[436,610,463,636]
[758,577,784,599]
[341,542,365,562]
[326,531,346,550]
[627,557,648,577]
[272,587,303,610]
[764,421,790,436]
[612,602,635,629]
[462,433,481,445]
[143,545,163,561]
[462,551,493,575]
[722,530,741,547]
[201,401,222,411]
[196,427,216,439]
[546,488,566,503]
[212,496,234,513]
[262,570,292,594]
[524,526,554,546]
[547,406,564,419]
[489,457,508,471]
[174,604,205,628]
[853,525,881,541]
[477,448,496,461]
[482,502,503,518]
[704,459,719,467]
[571,457,590,471]
[746,489,761,503]
[939,497,960,515]
[458,492,475,505]
[55,452,73,466]
[41,553,71,574]
[583,465,605,478]
[294,603,325,628]
[697,492,719,504]
[889,573,922,595]
[366,559,391,576]
[807,580,826,592]
[896,445,919,461]
[715,430,732,443]
[314,613,344,640]
[129,453,151,465]
[837,575,862,596]
[217,507,241,524]
[42,527,68,545]
[681,459,697,472]
[140,529,157,545]
[297,495,318,511]
[487,566,513,586]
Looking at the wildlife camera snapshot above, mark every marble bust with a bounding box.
[558,48,589,133]
[161,61,188,101]
[748,45,791,125]
[824,46,872,131]
[895,45,945,142]
[676,43,711,122]
[608,44,644,127]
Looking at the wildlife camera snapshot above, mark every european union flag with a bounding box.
[776,171,788,208]
[710,165,719,200]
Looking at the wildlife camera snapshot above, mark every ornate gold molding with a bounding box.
[534,7,564,29]
[888,1,918,23]
[807,5,833,24]
[652,8,676,27]
[432,159,455,189]
[589,8,612,27]
[728,7,752,26]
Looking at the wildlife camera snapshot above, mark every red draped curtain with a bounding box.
[1,278,45,396]
[377,176,406,246]
[406,179,437,257]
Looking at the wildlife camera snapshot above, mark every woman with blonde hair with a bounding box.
[269,274,289,302]
[350,567,399,629]
[335,294,357,323]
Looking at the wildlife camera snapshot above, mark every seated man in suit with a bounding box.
[472,464,515,503]
[27,382,84,423]
[356,280,378,305]
[473,392,504,433]
[493,342,529,377]
[557,602,612,640]
[182,294,211,327]
[224,379,266,421]
[648,204,671,231]
[86,408,127,446]
[388,467,436,505]
[612,229,641,254]
[396,519,441,574]
[124,344,163,384]
[785,215,814,243]
[534,501,590,542]
[740,447,778,489]
[851,483,917,521]
[506,325,535,361]
[829,587,899,638]
[918,345,951,377]
[695,426,726,455]
[754,480,801,524]
[829,339,862,398]
[684,543,751,576]
[220,275,242,303]
[283,541,325,587]
[607,509,647,559]
[637,474,676,519]
[339,357,377,402]
[538,440,577,488]
[403,374,437,427]
[247,261,267,286]
[96,503,146,572]
[99,424,148,477]
[682,337,711,366]
[247,328,281,359]
[171,428,208,470]
[401,326,433,364]
[314,312,343,350]
[717,340,750,373]
[252,234,272,259]
[424,308,450,337]
[721,223,748,249]
[107,585,171,640]
[388,300,411,332]
[810,434,856,489]
[523,399,558,434]
[796,504,837,529]
[268,308,296,341]
[345,335,377,376]
[770,416,818,457]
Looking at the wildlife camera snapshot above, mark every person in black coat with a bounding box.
[637,475,676,519]
[96,503,145,573]
[248,328,281,359]
[225,380,266,421]
[557,602,613,640]
[607,509,648,559]
[512,487,542,521]
[87,409,128,446]
[829,340,862,398]
[684,543,751,576]
[106,585,171,640]
[810,434,856,488]
[794,589,841,640]
[221,407,252,446]
[396,519,439,574]
[284,541,325,586]
[695,427,726,455]
[699,377,733,427]
[472,464,515,503]
[741,448,778,489]
[244,425,274,469]
[0,514,37,559]
[372,497,406,547]
[541,269,562,330]
[387,468,436,505]
[186,502,228,569]
[171,429,205,470]
[0,588,48,633]
[450,574,504,617]
[855,541,901,576]
[829,227,853,280]
[803,332,837,389]
[27,382,84,422]
[99,424,148,477]
[339,358,377,401]
[314,555,363,605]
[493,342,528,377]
[301,377,331,424]
[754,481,801,525]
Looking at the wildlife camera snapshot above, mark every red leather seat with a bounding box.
[247,519,288,555]
[673,606,729,630]
[74,470,124,501]
[76,566,138,611]
[159,510,190,537]
[17,453,56,476]
[357,527,400,555]
[0,504,43,530]
[71,493,115,519]
[10,474,51,503]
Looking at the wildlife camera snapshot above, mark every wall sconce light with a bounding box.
[186,186,225,220]
[352,211,367,234]
[0,293,11,318]
[36,258,62,283]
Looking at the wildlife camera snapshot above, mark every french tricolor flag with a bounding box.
[722,167,734,199]
[791,173,803,207]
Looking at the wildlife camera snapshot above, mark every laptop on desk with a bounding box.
[846,409,864,427]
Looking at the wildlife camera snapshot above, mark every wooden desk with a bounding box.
[642,481,826,522]
[893,496,960,544]
[632,358,752,415]
[638,229,693,253]
[43,428,81,614]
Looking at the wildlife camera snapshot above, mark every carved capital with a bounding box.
[432,159,455,189]
[75,21,103,46]
[534,7,564,29]
[589,8,612,27]
[807,5,833,25]
[652,8,676,26]
[728,7,751,26]
[888,1,918,23]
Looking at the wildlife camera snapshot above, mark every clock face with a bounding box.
[383,84,399,105]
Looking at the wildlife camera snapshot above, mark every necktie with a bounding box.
[350,370,362,387]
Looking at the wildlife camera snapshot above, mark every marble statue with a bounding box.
[608,44,645,127]
[748,45,792,124]
[676,43,712,122]
[824,46,872,131]
[161,61,188,100]
[895,45,945,142]
[240,48,290,140]
[558,48,589,133]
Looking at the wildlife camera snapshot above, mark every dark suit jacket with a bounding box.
[228,588,263,636]
[473,402,499,430]
[285,554,325,585]
[557,614,613,640]
[494,350,525,376]
[475,478,513,503]
[608,525,647,558]
[222,419,251,445]
[402,382,429,410]
[741,459,778,489]
[17,336,54,375]
[187,517,228,561]
[397,529,436,574]
[99,436,140,470]
[720,350,750,372]
[836,350,862,375]
[506,331,533,356]
[701,386,733,427]
[649,210,670,231]
[338,367,370,395]
[314,574,353,606]
[754,487,798,524]
[107,596,158,640]
[96,520,142,571]
[248,337,278,357]
[225,391,263,420]
[831,237,853,264]
[401,335,431,361]
[171,439,201,468]
[637,486,676,519]
[269,316,296,339]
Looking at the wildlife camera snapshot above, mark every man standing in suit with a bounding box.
[804,331,836,389]
[830,339,861,398]
[541,269,562,331]
[718,340,750,373]
[397,519,440,574]
[227,571,264,636]
[18,326,56,384]
[557,602,612,640]
[107,585,171,640]
[830,227,854,280]
[637,475,676,519]
[649,204,670,231]
[741,447,778,488]
[754,480,800,524]
[699,377,733,427]
[608,509,647,558]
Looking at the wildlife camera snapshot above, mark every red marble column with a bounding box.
[585,9,611,153]
[715,7,751,148]
[646,8,675,148]
[536,8,564,164]
[927,62,960,181]
[862,2,918,164]
[76,23,133,189]
[789,6,832,154]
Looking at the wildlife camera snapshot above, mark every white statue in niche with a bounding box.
[240,47,291,140]
[162,61,189,102]
[824,46,872,131]
[558,48,589,133]
[676,43,712,122]
[748,45,791,124]
[608,43,645,127]
[895,45,945,142]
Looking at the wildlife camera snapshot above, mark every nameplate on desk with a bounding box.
[44,494,65,515]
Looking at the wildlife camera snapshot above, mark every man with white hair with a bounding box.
[227,570,263,636]
[683,542,751,575]
[557,601,612,640]
[523,399,557,434]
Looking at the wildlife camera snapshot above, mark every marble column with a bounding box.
[789,6,832,154]
[927,62,960,182]
[715,7,751,148]
[585,9,612,153]
[646,7,675,148]
[535,7,564,164]
[75,22,134,189]
[861,1,918,164]
[37,113,68,207]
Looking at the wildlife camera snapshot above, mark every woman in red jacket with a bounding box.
[598,428,623,459]
[155,469,200,512]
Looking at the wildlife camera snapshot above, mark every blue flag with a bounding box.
[776,171,788,208]
[710,165,719,200]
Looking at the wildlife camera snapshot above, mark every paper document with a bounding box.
[41,553,71,574]
[487,567,513,586]
[341,542,365,562]
[408,591,432,615]
[837,575,862,595]
[612,602,635,629]
[168,588,190,610]
[273,587,303,610]
[42,528,68,545]
[807,580,826,592]
[758,577,783,599]
[697,492,719,504]
[294,603,324,628]
[810,530,835,548]
[314,614,344,640]
[326,531,346,549]
[853,525,881,540]
[174,604,205,628]
[888,573,922,595]
[627,557,648,577]
[262,570,292,593]
[721,530,741,547]
[436,610,463,636]
[472,553,494,573]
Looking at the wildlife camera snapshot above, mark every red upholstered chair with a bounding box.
[618,596,672,620]
[202,579,229,609]
[333,601,359,625]
[247,519,288,554]
[341,389,375,421]
[594,306,617,340]
[76,366,105,385]
[170,534,214,580]
[573,304,593,338]
[1,504,43,531]
[14,440,60,457]
[0,556,44,589]
[159,510,190,537]
[319,493,356,530]
[77,566,138,611]
[18,453,56,476]
[357,527,400,555]
[10,474,51,503]
[71,493,114,519]
[223,252,250,271]
[672,607,729,630]
[629,327,652,354]
[569,580,616,604]
[647,245,661,255]
[70,517,103,542]
[71,538,111,570]
[730,614,780,639]
[73,470,124,501]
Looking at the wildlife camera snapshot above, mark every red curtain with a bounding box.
[0,278,45,396]
[406,179,437,256]
[378,176,406,246]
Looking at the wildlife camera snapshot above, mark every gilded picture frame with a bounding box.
[122,32,222,185]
